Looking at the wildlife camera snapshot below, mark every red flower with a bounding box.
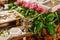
[33,4,38,9]
[57,8,60,11]
[36,7,41,12]
[17,0,23,5]
[16,0,49,14]
[40,8,48,14]
[22,2,27,7]
[22,2,33,8]
[28,3,34,9]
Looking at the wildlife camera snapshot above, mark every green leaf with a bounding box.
[34,27,37,34]
[29,9,35,13]
[33,19,45,35]
[7,3,18,10]
[34,19,40,25]
[7,4,13,10]
[36,22,44,32]
[21,6,27,11]
[20,11,25,15]
[34,11,39,16]
[46,13,55,22]
[25,10,29,16]
[56,11,60,24]
[42,13,47,17]
[47,23,56,38]
[29,11,39,18]
[29,28,34,34]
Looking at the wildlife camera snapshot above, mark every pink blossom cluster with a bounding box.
[17,0,48,13]
[57,8,60,11]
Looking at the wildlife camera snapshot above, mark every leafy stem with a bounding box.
[50,18,57,24]
[55,12,59,24]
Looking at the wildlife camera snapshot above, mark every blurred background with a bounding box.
[0,0,16,4]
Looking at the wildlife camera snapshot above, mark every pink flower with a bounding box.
[17,0,23,4]
[57,8,60,11]
[22,2,32,8]
[40,8,48,14]
[28,3,34,9]
[36,7,41,12]
[17,0,49,14]
[22,2,27,7]
[33,4,38,9]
